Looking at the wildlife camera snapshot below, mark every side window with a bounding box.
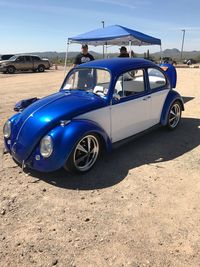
[32,56,40,61]
[25,56,31,62]
[115,69,145,98]
[148,68,167,90]
[16,56,25,62]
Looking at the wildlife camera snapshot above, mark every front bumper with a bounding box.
[4,138,61,173]
[0,66,7,72]
[3,125,69,173]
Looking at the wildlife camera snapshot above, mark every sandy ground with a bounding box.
[0,67,200,267]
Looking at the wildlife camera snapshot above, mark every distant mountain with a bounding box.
[1,48,200,61]
[29,48,200,60]
[28,51,102,59]
[153,48,200,59]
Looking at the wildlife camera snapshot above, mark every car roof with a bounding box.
[76,58,157,75]
[16,54,41,57]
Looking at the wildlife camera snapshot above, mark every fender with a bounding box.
[4,113,21,152]
[159,63,177,88]
[26,119,112,172]
[160,90,184,126]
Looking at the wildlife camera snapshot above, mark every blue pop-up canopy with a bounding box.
[64,25,162,73]
[69,25,161,46]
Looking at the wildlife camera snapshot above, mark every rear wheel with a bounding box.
[7,66,15,74]
[65,134,100,173]
[38,65,45,72]
[167,101,182,130]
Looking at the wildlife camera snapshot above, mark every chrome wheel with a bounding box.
[168,102,181,128]
[73,135,99,172]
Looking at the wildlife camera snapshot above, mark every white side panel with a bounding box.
[150,89,170,125]
[111,96,151,143]
[75,106,111,137]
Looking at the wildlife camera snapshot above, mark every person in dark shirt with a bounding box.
[73,44,94,67]
[73,44,95,89]
[118,46,129,58]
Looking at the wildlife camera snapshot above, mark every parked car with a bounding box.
[0,55,52,74]
[161,57,177,65]
[183,59,196,65]
[0,54,15,61]
[3,58,184,173]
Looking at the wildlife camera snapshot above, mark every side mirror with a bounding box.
[113,93,121,101]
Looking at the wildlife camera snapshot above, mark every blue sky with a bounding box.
[0,0,200,54]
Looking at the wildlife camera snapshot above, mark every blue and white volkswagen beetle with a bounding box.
[3,58,184,173]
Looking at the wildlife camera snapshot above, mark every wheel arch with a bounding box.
[160,90,184,126]
[27,119,112,172]
[7,65,16,70]
[61,119,112,162]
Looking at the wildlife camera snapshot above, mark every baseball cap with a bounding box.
[82,44,88,48]
[120,46,127,51]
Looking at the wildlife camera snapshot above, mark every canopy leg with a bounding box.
[129,40,132,57]
[105,42,108,58]
[64,40,70,76]
[160,45,163,63]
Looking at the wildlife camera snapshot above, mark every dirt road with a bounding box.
[0,68,200,267]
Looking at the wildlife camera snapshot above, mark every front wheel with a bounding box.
[7,66,15,74]
[38,65,45,72]
[65,134,100,173]
[167,101,182,130]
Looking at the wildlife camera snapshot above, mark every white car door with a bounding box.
[111,69,152,143]
[147,68,170,126]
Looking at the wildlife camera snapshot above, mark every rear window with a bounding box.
[148,68,167,90]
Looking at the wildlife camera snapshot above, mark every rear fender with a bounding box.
[159,63,177,88]
[27,119,112,172]
[160,90,184,126]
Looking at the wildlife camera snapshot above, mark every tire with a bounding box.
[38,65,45,72]
[166,101,182,130]
[65,134,100,174]
[7,66,15,74]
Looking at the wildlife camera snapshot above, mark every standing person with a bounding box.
[131,50,135,58]
[118,46,129,58]
[73,44,95,89]
[73,44,94,67]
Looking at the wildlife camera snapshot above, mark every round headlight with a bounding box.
[3,120,11,138]
[40,135,53,158]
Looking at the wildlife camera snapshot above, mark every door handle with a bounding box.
[142,96,151,101]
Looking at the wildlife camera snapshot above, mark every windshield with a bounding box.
[9,55,18,61]
[62,68,111,98]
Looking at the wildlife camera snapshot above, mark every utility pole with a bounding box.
[180,29,185,61]
[101,20,105,58]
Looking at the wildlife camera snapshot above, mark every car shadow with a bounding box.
[29,117,200,190]
[182,96,195,104]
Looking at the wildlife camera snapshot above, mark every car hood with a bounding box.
[11,90,106,162]
[0,60,9,64]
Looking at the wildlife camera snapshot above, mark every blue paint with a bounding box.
[5,90,106,164]
[159,63,177,88]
